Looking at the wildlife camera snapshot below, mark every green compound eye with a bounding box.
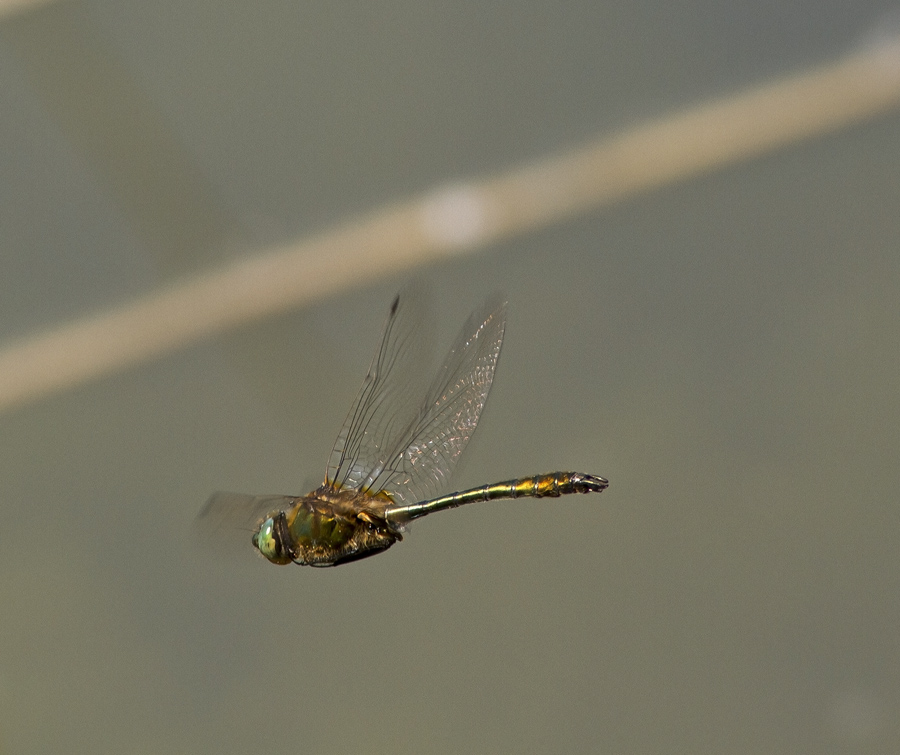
[255,518,276,558]
[253,516,292,565]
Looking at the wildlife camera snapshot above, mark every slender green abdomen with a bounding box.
[386,471,608,523]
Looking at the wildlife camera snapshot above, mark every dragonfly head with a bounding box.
[252,513,293,565]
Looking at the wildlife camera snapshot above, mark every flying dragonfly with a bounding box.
[197,285,608,567]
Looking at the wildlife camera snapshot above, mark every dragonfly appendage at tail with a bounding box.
[508,471,609,497]
[384,471,608,523]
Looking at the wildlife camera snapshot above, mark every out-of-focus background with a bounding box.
[1,1,899,753]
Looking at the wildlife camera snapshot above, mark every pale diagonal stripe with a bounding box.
[0,0,57,19]
[0,38,899,413]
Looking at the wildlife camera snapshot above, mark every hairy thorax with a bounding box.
[284,487,402,566]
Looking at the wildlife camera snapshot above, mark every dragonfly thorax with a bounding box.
[251,493,403,567]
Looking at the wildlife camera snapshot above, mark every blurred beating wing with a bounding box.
[193,492,296,558]
[327,287,507,506]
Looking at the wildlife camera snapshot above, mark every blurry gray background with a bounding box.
[1,1,899,753]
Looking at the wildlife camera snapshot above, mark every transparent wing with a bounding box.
[327,288,507,506]
[326,283,432,494]
[384,295,507,504]
[193,492,296,559]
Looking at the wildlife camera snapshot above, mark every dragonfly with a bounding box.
[197,285,608,567]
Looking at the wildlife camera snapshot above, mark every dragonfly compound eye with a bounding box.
[253,516,292,565]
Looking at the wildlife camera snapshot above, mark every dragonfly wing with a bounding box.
[326,283,433,495]
[193,492,297,558]
[347,295,507,505]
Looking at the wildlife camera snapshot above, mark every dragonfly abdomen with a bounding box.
[385,471,608,523]
[493,471,608,499]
